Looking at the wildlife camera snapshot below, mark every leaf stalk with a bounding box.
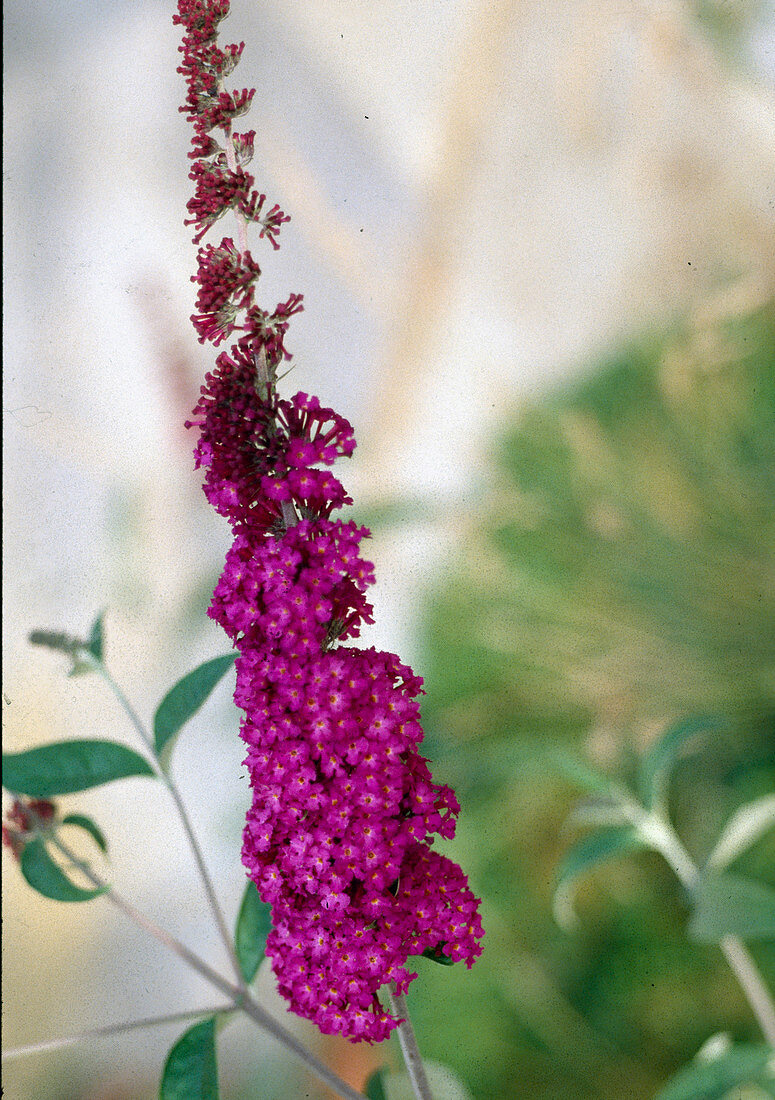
[97,661,247,994]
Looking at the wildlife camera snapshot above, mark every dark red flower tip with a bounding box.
[2,798,56,861]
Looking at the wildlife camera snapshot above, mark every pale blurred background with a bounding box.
[3,1,775,1097]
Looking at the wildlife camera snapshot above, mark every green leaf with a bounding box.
[28,630,80,656]
[564,796,631,830]
[2,740,155,798]
[638,715,726,809]
[655,1043,774,1100]
[19,838,106,903]
[87,612,105,662]
[234,880,271,984]
[688,872,775,942]
[29,627,99,677]
[365,1069,389,1100]
[153,654,237,766]
[543,748,619,796]
[706,794,775,872]
[554,825,641,929]
[420,944,456,966]
[60,813,108,854]
[160,1017,219,1100]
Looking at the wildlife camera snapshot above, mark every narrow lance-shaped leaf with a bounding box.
[638,715,726,810]
[655,1043,774,1100]
[160,1017,219,1100]
[154,654,237,766]
[705,793,775,873]
[544,748,621,797]
[688,872,775,943]
[3,740,155,799]
[87,611,105,662]
[564,796,631,830]
[234,880,272,984]
[20,837,106,903]
[554,825,641,930]
[61,813,108,855]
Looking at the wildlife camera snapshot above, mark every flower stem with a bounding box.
[719,936,775,1047]
[390,990,434,1100]
[96,662,247,993]
[223,114,249,255]
[1,1006,232,1061]
[632,806,775,1046]
[40,830,367,1100]
[96,664,154,755]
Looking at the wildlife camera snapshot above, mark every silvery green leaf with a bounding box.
[554,825,641,930]
[705,794,775,873]
[688,873,775,943]
[564,796,631,831]
[655,1042,773,1099]
[638,715,726,810]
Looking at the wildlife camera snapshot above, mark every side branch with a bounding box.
[43,830,367,1100]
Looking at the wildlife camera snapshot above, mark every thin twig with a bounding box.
[720,937,775,1047]
[164,770,248,993]
[39,831,367,1100]
[97,665,155,755]
[390,990,434,1100]
[2,1006,232,1061]
[97,663,247,993]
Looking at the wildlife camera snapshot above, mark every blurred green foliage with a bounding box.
[692,0,771,63]
[414,299,775,1099]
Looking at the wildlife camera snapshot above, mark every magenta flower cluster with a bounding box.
[176,0,483,1042]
